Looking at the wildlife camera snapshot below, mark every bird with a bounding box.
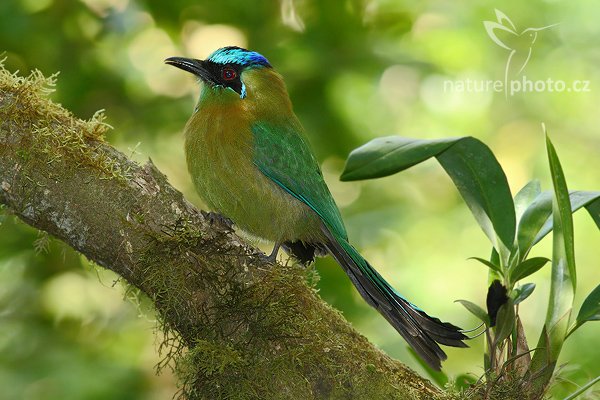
[165,46,467,370]
[484,9,557,87]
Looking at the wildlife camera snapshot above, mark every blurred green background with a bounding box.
[1,0,599,399]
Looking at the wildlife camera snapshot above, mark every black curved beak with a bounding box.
[165,57,216,84]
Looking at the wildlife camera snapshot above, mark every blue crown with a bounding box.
[207,46,271,68]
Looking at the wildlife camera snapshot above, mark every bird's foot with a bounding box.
[202,211,234,231]
[263,242,281,264]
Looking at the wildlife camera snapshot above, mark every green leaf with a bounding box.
[575,284,600,326]
[455,299,490,326]
[340,136,458,181]
[585,198,600,230]
[531,191,597,250]
[488,248,502,282]
[546,135,576,297]
[453,374,478,392]
[517,191,600,259]
[437,138,515,259]
[514,179,541,222]
[468,256,502,274]
[510,257,549,283]
[563,375,600,400]
[341,136,516,260]
[484,351,491,372]
[494,299,515,344]
[512,283,536,305]
[528,134,576,389]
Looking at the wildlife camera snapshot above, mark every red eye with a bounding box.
[222,68,237,81]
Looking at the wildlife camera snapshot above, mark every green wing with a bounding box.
[251,121,347,239]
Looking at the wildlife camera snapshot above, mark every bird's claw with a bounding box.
[260,242,281,264]
[202,211,234,231]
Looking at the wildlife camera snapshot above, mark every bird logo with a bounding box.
[484,9,557,88]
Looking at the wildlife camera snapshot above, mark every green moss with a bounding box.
[440,371,530,400]
[133,217,438,399]
[0,61,131,182]
[15,148,31,161]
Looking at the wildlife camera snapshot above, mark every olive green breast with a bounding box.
[184,88,322,243]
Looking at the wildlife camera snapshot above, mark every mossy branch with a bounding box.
[0,66,445,399]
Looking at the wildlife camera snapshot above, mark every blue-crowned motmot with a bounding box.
[166,46,467,370]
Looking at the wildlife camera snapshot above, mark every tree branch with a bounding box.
[0,66,443,399]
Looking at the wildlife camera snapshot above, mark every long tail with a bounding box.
[321,226,467,370]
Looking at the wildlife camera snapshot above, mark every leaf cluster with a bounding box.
[342,132,600,399]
